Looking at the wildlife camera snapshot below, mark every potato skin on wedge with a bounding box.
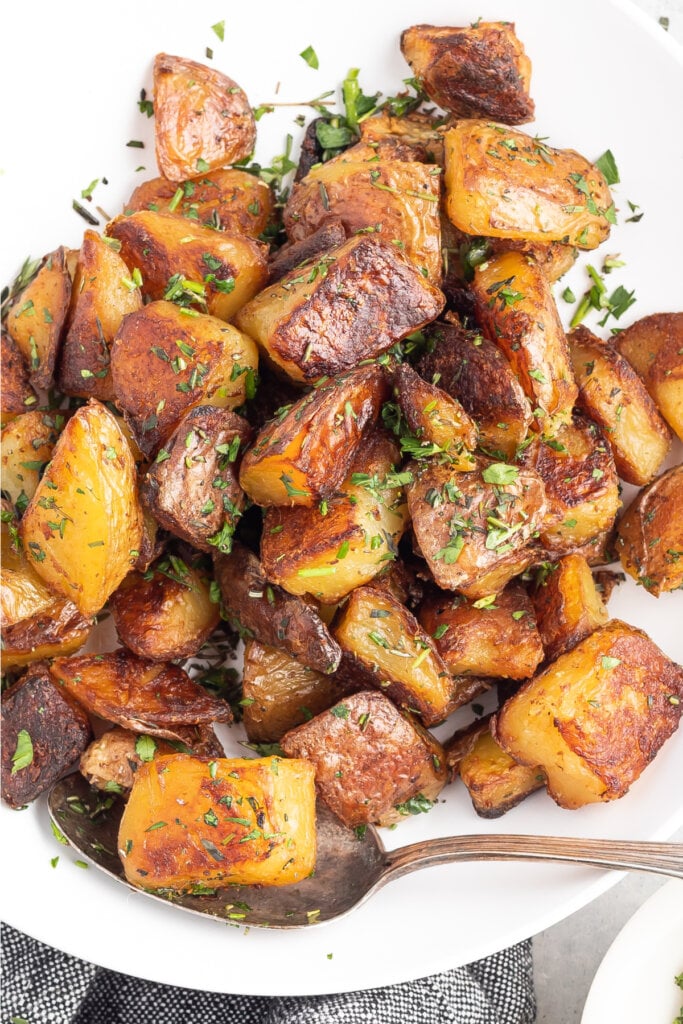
[459,727,545,818]
[1,329,36,418]
[531,553,608,662]
[616,464,683,596]
[119,755,316,889]
[5,246,71,390]
[391,362,478,470]
[613,312,683,441]
[1,409,63,507]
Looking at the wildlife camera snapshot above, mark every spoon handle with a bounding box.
[382,835,683,882]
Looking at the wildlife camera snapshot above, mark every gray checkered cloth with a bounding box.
[1,924,535,1023]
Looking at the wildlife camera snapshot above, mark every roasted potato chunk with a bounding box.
[119,754,316,889]
[267,218,348,285]
[283,159,442,281]
[140,405,252,552]
[80,726,224,793]
[613,312,683,441]
[407,457,546,598]
[493,620,683,809]
[1,409,63,507]
[1,663,92,808]
[444,120,613,249]
[110,300,258,457]
[532,553,609,662]
[1,329,36,418]
[333,585,457,725]
[51,649,232,737]
[569,326,672,485]
[260,431,409,604]
[359,110,445,164]
[56,231,142,401]
[458,727,545,818]
[125,168,274,238]
[5,246,70,390]
[417,319,533,458]
[615,464,683,596]
[472,251,578,430]
[214,542,341,674]
[107,211,267,322]
[20,401,143,617]
[153,53,256,181]
[391,362,478,470]
[234,235,445,385]
[281,690,447,828]
[239,364,388,507]
[109,562,220,662]
[418,583,543,680]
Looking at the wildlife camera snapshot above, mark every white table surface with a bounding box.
[532,8,682,1021]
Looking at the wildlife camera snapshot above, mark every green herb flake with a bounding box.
[11,730,33,775]
[601,656,621,670]
[482,462,519,485]
[595,149,620,186]
[300,45,319,69]
[135,735,157,762]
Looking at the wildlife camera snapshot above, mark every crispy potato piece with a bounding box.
[1,329,36,418]
[613,313,683,441]
[444,715,492,779]
[5,247,70,390]
[531,553,609,662]
[110,300,258,457]
[472,251,578,430]
[51,649,232,737]
[417,319,533,458]
[242,640,349,743]
[56,232,142,400]
[125,168,274,238]
[283,159,442,281]
[0,409,63,506]
[615,464,683,596]
[239,365,388,507]
[447,226,578,286]
[119,754,316,888]
[359,111,445,164]
[518,415,620,554]
[444,120,613,249]
[459,727,545,818]
[109,563,220,662]
[80,726,224,793]
[391,362,478,470]
[593,568,625,604]
[493,620,683,809]
[1,663,92,808]
[568,326,672,485]
[20,401,143,617]
[1,517,58,627]
[418,583,543,680]
[153,53,256,181]
[260,431,409,604]
[267,218,348,285]
[214,542,341,674]
[401,21,534,123]
[281,690,447,827]
[235,235,445,385]
[332,585,457,726]
[407,457,546,598]
[107,211,267,321]
[140,405,252,552]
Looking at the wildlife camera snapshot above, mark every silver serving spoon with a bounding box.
[48,773,683,930]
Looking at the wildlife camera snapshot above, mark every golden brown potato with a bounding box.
[568,326,672,485]
[444,120,613,249]
[472,251,578,431]
[56,231,142,401]
[214,542,342,674]
[0,410,63,507]
[418,582,544,680]
[283,158,442,281]
[20,401,143,617]
[1,329,36,418]
[5,247,71,390]
[125,168,274,238]
[446,227,578,286]
[613,313,683,441]
[417,319,533,458]
[518,415,620,554]
[119,754,316,888]
[109,562,220,662]
[107,210,267,322]
[401,21,534,123]
[407,457,546,598]
[267,218,348,285]
[110,300,258,457]
[391,362,478,470]
[615,464,683,596]
[51,649,232,737]
[359,111,445,164]
[281,690,447,828]
[260,430,409,604]
[140,405,252,552]
[443,715,492,779]
[458,727,545,818]
[531,553,609,662]
[242,640,349,743]
[493,620,683,809]
[235,235,445,385]
[332,584,458,726]
[239,364,388,507]
[153,53,256,181]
